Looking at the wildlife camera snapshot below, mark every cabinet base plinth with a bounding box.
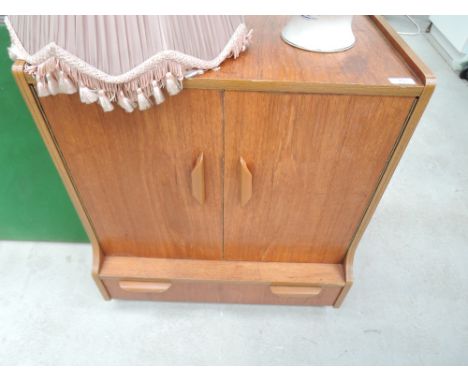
[98,256,347,307]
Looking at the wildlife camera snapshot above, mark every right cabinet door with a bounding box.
[223,91,415,263]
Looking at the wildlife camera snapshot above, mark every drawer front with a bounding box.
[102,278,342,306]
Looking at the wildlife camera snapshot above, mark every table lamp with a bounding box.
[281,16,355,52]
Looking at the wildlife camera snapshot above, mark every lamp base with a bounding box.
[281,16,355,53]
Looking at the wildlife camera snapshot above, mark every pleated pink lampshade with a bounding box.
[6,16,251,112]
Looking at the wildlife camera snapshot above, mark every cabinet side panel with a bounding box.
[224,92,414,263]
[39,90,224,260]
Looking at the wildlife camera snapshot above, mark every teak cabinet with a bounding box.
[13,16,435,307]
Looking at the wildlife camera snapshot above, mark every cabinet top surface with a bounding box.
[188,16,425,91]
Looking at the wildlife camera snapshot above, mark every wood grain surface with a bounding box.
[102,278,342,306]
[334,82,436,307]
[185,16,423,95]
[224,91,415,263]
[100,256,345,286]
[39,89,224,260]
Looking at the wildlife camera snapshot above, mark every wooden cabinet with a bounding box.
[13,16,435,307]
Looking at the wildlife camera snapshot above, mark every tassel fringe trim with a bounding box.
[5,17,252,113]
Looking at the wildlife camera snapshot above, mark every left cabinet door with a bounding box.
[39,89,224,260]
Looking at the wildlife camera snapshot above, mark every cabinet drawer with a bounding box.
[102,278,342,306]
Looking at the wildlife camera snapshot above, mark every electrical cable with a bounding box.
[397,15,422,36]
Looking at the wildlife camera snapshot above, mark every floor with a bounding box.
[1,16,467,365]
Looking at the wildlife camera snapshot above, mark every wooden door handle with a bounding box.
[270,285,322,297]
[191,152,205,204]
[240,157,252,206]
[119,280,172,293]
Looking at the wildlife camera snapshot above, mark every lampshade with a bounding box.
[6,15,251,112]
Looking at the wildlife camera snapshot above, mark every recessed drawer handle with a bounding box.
[191,152,205,205]
[270,285,322,297]
[119,280,172,293]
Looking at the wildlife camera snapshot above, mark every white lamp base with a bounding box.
[281,16,356,53]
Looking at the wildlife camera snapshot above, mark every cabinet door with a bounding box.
[224,92,414,263]
[39,89,223,260]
